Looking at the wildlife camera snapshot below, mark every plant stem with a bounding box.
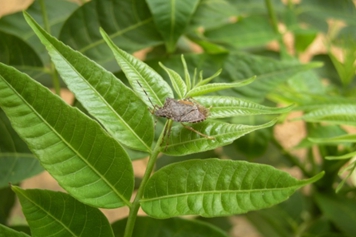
[39,0,61,96]
[264,0,279,34]
[39,0,50,33]
[123,120,171,237]
[51,66,61,96]
[264,0,289,59]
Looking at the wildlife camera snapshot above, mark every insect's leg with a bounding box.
[185,97,195,102]
[160,120,173,150]
[180,123,215,140]
[163,121,173,151]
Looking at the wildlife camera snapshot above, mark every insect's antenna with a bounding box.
[136,80,155,109]
[137,81,158,129]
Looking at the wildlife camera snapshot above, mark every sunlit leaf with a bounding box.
[181,55,191,91]
[195,69,222,87]
[187,76,256,97]
[0,63,133,208]
[326,151,356,160]
[141,159,324,218]
[162,119,276,156]
[195,96,293,119]
[100,29,173,108]
[146,53,322,101]
[159,62,187,99]
[309,134,356,144]
[24,12,154,152]
[300,105,356,126]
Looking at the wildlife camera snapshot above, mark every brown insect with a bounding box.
[155,97,214,140]
[137,82,214,148]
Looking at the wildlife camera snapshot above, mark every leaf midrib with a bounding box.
[142,187,297,202]
[165,122,272,147]
[18,190,79,236]
[80,18,153,53]
[114,49,164,108]
[1,77,131,207]
[53,45,151,152]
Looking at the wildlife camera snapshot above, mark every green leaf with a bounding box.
[0,186,16,225]
[0,108,32,154]
[188,0,237,30]
[188,36,229,54]
[233,60,323,101]
[12,187,114,237]
[0,155,43,189]
[195,69,222,87]
[0,224,30,237]
[312,54,341,85]
[326,151,356,160]
[335,161,356,192]
[231,127,273,160]
[1,102,44,189]
[59,0,163,70]
[309,134,356,144]
[100,29,173,108]
[294,95,353,111]
[146,0,200,52]
[0,63,133,208]
[162,119,276,156]
[146,53,323,101]
[315,193,356,237]
[0,30,47,85]
[112,216,228,237]
[24,12,154,152]
[195,96,294,119]
[300,105,356,126]
[297,0,356,29]
[141,159,324,218]
[181,55,191,91]
[203,16,279,50]
[329,42,356,86]
[229,0,285,16]
[0,31,43,67]
[296,124,347,149]
[0,0,78,63]
[293,28,318,53]
[187,76,256,97]
[159,62,187,99]
[288,68,326,94]
[246,192,307,237]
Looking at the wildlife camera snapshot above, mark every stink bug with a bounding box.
[137,81,214,148]
[155,98,208,123]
